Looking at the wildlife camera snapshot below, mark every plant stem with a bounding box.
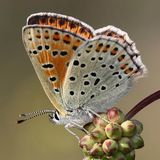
[125,90,160,120]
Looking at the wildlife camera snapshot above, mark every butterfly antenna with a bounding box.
[17,109,55,124]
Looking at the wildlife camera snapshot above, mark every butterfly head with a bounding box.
[48,110,75,125]
[48,110,61,124]
[48,108,93,126]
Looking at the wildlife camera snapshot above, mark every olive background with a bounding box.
[0,0,160,160]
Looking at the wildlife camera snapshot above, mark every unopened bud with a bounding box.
[126,150,135,160]
[80,135,95,150]
[131,135,144,149]
[109,152,126,160]
[93,113,108,128]
[118,137,133,154]
[102,139,118,156]
[107,107,125,124]
[82,146,90,156]
[132,120,143,134]
[101,157,109,160]
[83,156,92,160]
[91,126,107,143]
[105,123,122,140]
[89,143,104,157]
[121,120,136,137]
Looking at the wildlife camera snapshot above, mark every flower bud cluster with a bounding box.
[79,107,144,160]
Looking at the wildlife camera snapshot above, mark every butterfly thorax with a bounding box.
[50,108,93,127]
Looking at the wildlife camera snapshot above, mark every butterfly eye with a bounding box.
[54,111,60,121]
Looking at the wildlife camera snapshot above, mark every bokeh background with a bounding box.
[0,0,160,160]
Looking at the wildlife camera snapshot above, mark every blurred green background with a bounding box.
[0,0,160,160]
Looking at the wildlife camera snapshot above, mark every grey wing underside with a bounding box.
[62,36,146,112]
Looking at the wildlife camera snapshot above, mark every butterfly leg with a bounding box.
[85,109,109,123]
[65,122,90,141]
[65,124,80,141]
[71,121,90,135]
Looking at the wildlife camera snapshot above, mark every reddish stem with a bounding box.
[125,90,160,120]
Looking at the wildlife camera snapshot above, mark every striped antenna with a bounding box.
[17,109,55,124]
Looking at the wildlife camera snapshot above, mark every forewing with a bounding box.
[62,34,146,112]
[22,13,94,115]
[27,12,94,39]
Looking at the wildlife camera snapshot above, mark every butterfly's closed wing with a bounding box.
[62,27,146,112]
[22,13,94,115]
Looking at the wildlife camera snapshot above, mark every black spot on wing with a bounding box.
[42,63,54,68]
[94,78,100,86]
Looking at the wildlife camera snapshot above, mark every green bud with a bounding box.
[109,152,126,160]
[93,113,108,128]
[102,139,118,156]
[126,150,135,160]
[83,156,107,160]
[105,123,122,140]
[101,157,109,160]
[82,146,90,156]
[89,143,104,157]
[91,126,107,143]
[80,135,95,150]
[131,135,144,149]
[84,122,96,132]
[83,156,93,160]
[107,107,125,124]
[121,120,136,137]
[132,120,143,134]
[118,137,133,154]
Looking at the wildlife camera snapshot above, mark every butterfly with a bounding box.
[19,12,146,136]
